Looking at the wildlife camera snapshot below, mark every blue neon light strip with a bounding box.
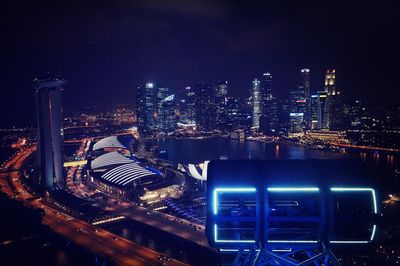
[330,187,377,243]
[330,187,377,214]
[219,249,240,252]
[213,187,256,215]
[219,249,255,252]
[267,187,319,192]
[214,224,255,243]
[272,248,293,252]
[370,224,377,241]
[267,240,318,243]
[330,240,369,244]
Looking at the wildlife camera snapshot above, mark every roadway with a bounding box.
[0,146,188,266]
[64,131,136,143]
[333,142,400,153]
[41,206,186,266]
[116,206,209,248]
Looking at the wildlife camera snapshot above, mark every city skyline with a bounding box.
[2,1,400,127]
[1,2,400,266]
[2,67,399,129]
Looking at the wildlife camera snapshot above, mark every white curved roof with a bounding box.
[91,151,134,169]
[182,161,209,181]
[93,136,126,151]
[100,163,155,186]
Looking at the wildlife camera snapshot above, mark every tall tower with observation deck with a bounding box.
[35,76,65,189]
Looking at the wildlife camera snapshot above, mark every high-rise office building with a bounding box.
[260,73,278,133]
[145,82,156,131]
[195,82,216,132]
[159,94,176,133]
[215,81,228,130]
[136,82,156,135]
[289,84,306,133]
[278,98,291,133]
[179,86,196,125]
[331,90,345,130]
[251,78,261,130]
[136,85,146,133]
[226,97,240,129]
[226,97,252,131]
[310,94,320,130]
[301,69,312,129]
[289,112,304,133]
[317,90,327,129]
[156,86,171,129]
[35,77,65,189]
[323,69,336,129]
[269,98,279,133]
[290,86,306,113]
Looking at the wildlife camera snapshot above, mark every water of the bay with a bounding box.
[148,137,399,194]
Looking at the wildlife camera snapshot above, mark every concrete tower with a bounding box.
[35,77,65,189]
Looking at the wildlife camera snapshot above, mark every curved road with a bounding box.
[0,146,187,266]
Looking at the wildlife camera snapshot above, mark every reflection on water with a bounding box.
[149,137,399,193]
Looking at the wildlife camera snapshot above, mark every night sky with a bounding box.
[1,0,399,127]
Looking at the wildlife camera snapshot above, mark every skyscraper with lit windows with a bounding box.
[195,82,216,132]
[179,86,196,125]
[260,72,278,133]
[156,86,171,129]
[136,85,146,133]
[136,82,156,135]
[301,69,312,129]
[317,90,327,129]
[310,94,320,129]
[159,94,176,133]
[323,69,336,129]
[289,83,306,133]
[215,81,228,130]
[251,78,261,130]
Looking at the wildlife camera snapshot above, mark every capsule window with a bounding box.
[213,188,257,243]
[266,188,320,243]
[330,188,377,243]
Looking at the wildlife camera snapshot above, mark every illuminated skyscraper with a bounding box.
[260,73,278,133]
[317,90,327,129]
[310,94,320,129]
[323,69,336,129]
[301,69,312,129]
[145,82,156,131]
[136,85,146,133]
[179,86,196,125]
[251,78,261,130]
[215,81,228,130]
[159,94,176,133]
[136,82,156,135]
[35,77,65,189]
[289,112,304,133]
[278,98,291,133]
[290,86,306,114]
[331,90,345,130]
[195,82,216,132]
[289,83,306,133]
[226,97,252,131]
[156,86,171,129]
